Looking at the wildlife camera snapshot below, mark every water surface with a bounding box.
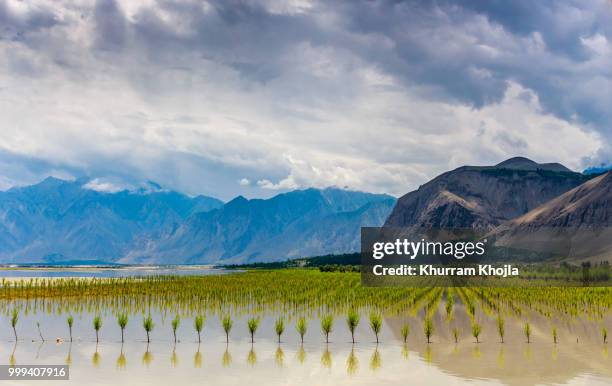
[0,309,611,386]
[0,266,231,279]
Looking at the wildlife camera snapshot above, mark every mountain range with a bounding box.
[0,178,394,264]
[0,177,223,264]
[127,189,394,264]
[385,156,611,261]
[0,156,610,264]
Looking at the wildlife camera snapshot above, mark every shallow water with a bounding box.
[0,266,230,278]
[0,309,611,386]
[0,271,610,385]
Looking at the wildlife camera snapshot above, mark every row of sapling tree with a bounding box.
[6,308,611,345]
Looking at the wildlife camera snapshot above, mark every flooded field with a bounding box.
[0,271,611,385]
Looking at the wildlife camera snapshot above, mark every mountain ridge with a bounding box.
[385,157,593,230]
[490,171,612,260]
[0,177,224,263]
[0,178,394,264]
[125,188,395,264]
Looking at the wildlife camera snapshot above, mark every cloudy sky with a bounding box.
[0,0,611,200]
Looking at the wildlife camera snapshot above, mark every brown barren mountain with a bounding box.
[384,157,591,230]
[492,171,612,260]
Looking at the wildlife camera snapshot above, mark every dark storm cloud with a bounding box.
[328,1,611,129]
[0,0,59,39]
[93,0,127,51]
[124,0,319,83]
[82,0,610,138]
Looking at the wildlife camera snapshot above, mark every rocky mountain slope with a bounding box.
[0,177,223,263]
[0,179,394,264]
[384,157,592,230]
[491,171,612,260]
[125,188,395,264]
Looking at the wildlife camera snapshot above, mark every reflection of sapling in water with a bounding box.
[274,347,284,367]
[472,345,481,359]
[171,348,179,367]
[116,349,127,369]
[369,349,381,371]
[194,349,202,368]
[497,346,505,368]
[65,344,72,366]
[142,347,153,367]
[424,346,432,364]
[247,347,257,367]
[92,350,101,368]
[321,348,332,369]
[222,347,232,367]
[346,348,358,375]
[295,345,306,365]
[9,343,17,366]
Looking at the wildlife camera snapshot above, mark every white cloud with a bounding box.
[0,0,608,200]
[82,178,127,193]
[581,33,610,56]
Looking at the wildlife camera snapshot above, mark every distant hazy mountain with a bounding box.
[491,171,612,260]
[584,165,612,175]
[0,179,394,264]
[0,177,223,263]
[125,188,395,264]
[385,157,592,230]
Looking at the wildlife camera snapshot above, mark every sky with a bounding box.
[0,0,611,201]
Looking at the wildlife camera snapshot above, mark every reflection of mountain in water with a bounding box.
[386,300,612,386]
